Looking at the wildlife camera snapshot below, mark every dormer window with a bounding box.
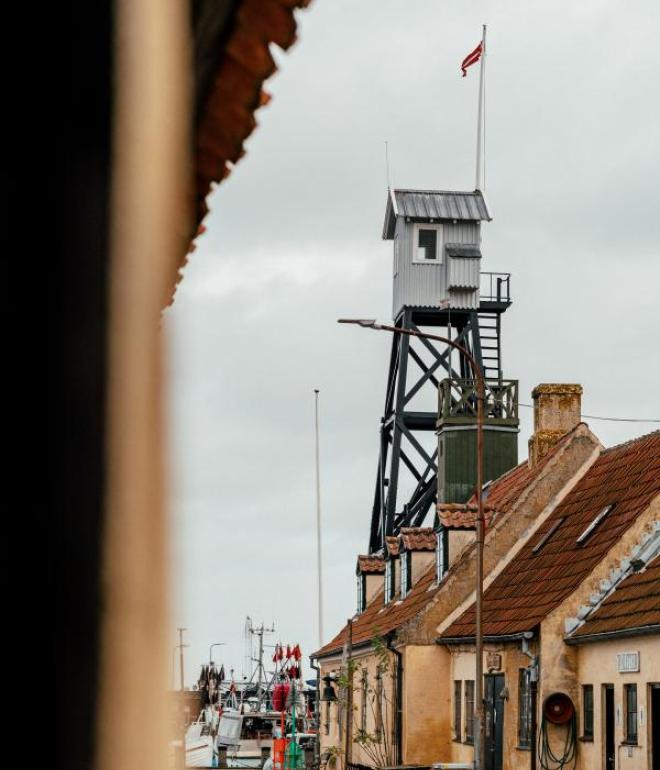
[413,224,442,263]
[357,573,366,613]
[400,552,411,598]
[385,560,394,603]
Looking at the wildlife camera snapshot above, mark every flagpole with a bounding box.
[475,24,486,191]
[314,389,324,649]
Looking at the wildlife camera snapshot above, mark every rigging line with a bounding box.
[518,402,660,424]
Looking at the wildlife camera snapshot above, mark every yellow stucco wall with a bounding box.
[402,645,452,763]
[575,636,658,770]
[448,643,538,770]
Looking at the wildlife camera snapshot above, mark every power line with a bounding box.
[518,402,660,424]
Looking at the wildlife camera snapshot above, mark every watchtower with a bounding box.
[368,188,519,553]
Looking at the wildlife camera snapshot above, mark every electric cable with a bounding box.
[518,403,660,424]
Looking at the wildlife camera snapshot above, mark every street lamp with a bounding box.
[209,642,225,667]
[338,317,486,770]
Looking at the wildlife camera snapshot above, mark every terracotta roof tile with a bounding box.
[438,509,495,530]
[356,555,386,575]
[385,536,400,557]
[441,431,660,640]
[172,0,312,303]
[570,557,660,638]
[313,561,438,658]
[399,527,436,551]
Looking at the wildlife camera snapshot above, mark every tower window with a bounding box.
[414,224,442,262]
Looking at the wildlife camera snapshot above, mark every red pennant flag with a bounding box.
[461,41,482,77]
[286,645,292,660]
[293,644,302,661]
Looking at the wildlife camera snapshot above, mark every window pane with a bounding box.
[583,685,593,738]
[465,680,475,743]
[625,684,638,743]
[454,680,462,740]
[418,229,437,260]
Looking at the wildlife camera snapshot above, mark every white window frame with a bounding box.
[436,529,446,583]
[412,223,443,263]
[357,573,364,614]
[401,552,409,598]
[385,561,393,604]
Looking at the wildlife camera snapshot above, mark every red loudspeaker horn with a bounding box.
[543,693,575,725]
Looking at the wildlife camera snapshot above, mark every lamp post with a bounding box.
[338,318,486,770]
[209,642,225,667]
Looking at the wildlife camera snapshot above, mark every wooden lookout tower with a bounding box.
[368,188,519,553]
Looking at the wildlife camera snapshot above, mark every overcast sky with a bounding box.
[163,0,660,687]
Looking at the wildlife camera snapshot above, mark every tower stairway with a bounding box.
[477,311,502,381]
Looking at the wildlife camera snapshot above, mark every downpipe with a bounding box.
[521,634,538,770]
[386,634,403,766]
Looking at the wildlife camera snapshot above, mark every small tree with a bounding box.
[330,637,398,769]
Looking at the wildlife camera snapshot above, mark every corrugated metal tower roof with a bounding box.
[383,188,491,239]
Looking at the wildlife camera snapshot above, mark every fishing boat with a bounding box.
[183,622,315,768]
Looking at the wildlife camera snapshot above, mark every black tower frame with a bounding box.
[369,279,511,553]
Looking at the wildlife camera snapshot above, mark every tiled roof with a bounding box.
[314,560,438,658]
[399,527,436,551]
[569,557,660,639]
[441,431,660,640]
[357,555,386,575]
[385,536,400,557]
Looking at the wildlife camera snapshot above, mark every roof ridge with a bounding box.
[393,188,483,196]
[601,428,660,455]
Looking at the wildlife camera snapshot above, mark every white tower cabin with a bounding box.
[367,186,518,553]
[382,189,491,319]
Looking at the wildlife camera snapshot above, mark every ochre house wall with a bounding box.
[402,644,452,764]
[448,643,538,770]
[318,647,400,770]
[575,636,659,770]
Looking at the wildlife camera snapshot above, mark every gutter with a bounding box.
[313,638,375,661]
[564,624,660,646]
[437,630,535,645]
[386,632,403,766]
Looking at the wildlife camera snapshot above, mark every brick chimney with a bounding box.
[528,384,583,467]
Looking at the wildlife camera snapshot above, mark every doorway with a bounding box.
[604,684,615,770]
[484,674,505,770]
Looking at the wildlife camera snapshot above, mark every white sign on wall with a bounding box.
[617,651,640,673]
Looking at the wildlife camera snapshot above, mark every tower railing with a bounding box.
[438,378,518,423]
[480,272,511,303]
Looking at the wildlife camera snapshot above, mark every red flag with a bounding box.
[461,41,482,77]
[292,644,302,661]
[286,645,292,660]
